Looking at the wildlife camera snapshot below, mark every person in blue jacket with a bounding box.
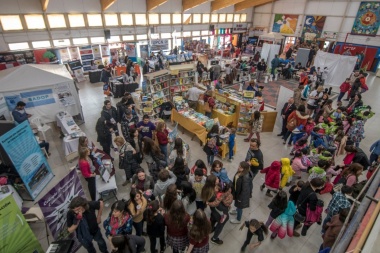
[211,160,231,184]
[12,101,31,124]
[370,139,380,164]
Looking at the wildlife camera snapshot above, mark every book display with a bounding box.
[169,64,196,99]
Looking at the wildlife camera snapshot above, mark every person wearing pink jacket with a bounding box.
[292,151,308,179]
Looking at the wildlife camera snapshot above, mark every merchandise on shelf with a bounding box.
[170,69,196,98]
[173,96,189,111]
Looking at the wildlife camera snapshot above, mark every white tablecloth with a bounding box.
[96,176,117,200]
[0,185,23,210]
[56,112,85,156]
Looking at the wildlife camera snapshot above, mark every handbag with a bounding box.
[286,117,297,131]
[294,192,314,223]
[204,98,211,113]
[305,199,324,225]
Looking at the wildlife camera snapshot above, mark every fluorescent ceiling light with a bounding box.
[47,14,66,28]
[0,15,23,30]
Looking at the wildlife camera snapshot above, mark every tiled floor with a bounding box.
[27,72,380,253]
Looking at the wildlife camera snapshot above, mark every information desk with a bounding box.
[96,175,118,201]
[171,109,207,145]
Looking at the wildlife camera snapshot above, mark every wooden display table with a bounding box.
[171,109,207,145]
[212,110,235,127]
[219,142,236,160]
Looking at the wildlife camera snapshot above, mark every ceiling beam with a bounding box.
[234,0,275,12]
[100,0,117,11]
[40,0,49,11]
[147,0,168,11]
[182,0,209,12]
[211,0,245,12]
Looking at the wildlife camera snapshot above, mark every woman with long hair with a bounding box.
[180,181,197,216]
[114,136,138,186]
[111,234,145,253]
[163,184,180,211]
[131,168,154,200]
[127,189,147,236]
[146,200,166,253]
[169,137,187,167]
[156,121,169,163]
[78,136,97,153]
[103,200,133,250]
[164,200,190,253]
[171,157,189,188]
[142,136,166,181]
[187,209,211,253]
[129,128,143,164]
[341,163,363,186]
[78,147,96,200]
[244,110,263,142]
[201,174,228,245]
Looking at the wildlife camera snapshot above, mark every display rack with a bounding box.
[169,64,196,99]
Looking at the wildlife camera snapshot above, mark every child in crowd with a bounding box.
[290,139,308,156]
[331,107,345,120]
[338,78,351,102]
[269,197,296,239]
[292,151,308,179]
[211,160,231,184]
[280,158,295,188]
[265,191,288,228]
[308,159,328,182]
[348,116,365,148]
[244,111,263,142]
[190,159,207,176]
[215,182,233,223]
[146,200,166,253]
[239,219,268,252]
[304,117,316,136]
[228,128,236,162]
[189,168,207,210]
[301,148,313,170]
[156,122,169,164]
[288,180,305,204]
[309,146,326,166]
[260,161,281,197]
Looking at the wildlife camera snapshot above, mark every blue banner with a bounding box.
[20,89,55,108]
[5,95,22,111]
[0,121,54,199]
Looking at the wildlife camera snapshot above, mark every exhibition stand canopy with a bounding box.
[0,64,83,123]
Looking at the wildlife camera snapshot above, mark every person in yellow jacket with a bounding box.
[280,158,295,188]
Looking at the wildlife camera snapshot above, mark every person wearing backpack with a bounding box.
[203,125,222,167]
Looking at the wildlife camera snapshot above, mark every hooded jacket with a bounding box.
[269,200,296,239]
[287,110,309,130]
[308,166,327,182]
[260,161,281,189]
[280,158,295,188]
[153,170,177,198]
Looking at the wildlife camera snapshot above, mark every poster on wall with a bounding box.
[34,49,59,64]
[69,47,80,60]
[151,39,169,51]
[79,45,94,72]
[352,1,380,35]
[0,195,44,252]
[125,43,136,57]
[38,169,85,253]
[301,16,326,40]
[272,14,299,34]
[54,83,76,107]
[232,23,248,33]
[59,48,71,63]
[140,45,149,61]
[0,121,54,199]
[322,31,338,39]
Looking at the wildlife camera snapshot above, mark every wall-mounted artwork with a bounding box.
[351,1,380,36]
[302,16,326,40]
[272,14,299,34]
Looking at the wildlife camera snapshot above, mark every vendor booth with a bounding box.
[0,64,83,124]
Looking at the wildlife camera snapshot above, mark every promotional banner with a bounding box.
[125,43,136,57]
[301,16,326,40]
[38,169,85,252]
[139,44,149,61]
[54,83,76,107]
[0,195,44,252]
[60,48,71,63]
[272,14,299,34]
[0,121,54,199]
[34,49,60,64]
[232,23,248,33]
[21,89,56,108]
[151,39,169,51]
[69,47,80,60]
[4,94,21,111]
[79,45,94,72]
[352,1,380,35]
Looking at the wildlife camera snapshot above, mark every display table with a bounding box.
[89,70,102,83]
[171,109,207,145]
[212,110,236,127]
[56,112,85,156]
[218,142,237,160]
[0,185,23,210]
[96,175,118,201]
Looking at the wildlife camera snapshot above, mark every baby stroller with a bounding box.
[158,102,173,120]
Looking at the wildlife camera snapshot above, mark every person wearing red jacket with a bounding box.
[337,78,351,102]
[156,121,169,164]
[359,72,368,93]
[260,161,281,197]
[78,147,97,200]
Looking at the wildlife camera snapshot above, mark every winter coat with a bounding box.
[119,142,139,179]
[121,115,139,139]
[322,214,344,249]
[212,168,231,184]
[260,161,281,189]
[232,171,252,209]
[203,132,222,156]
[95,116,111,145]
[153,170,177,198]
[287,110,309,130]
[348,120,365,144]
[308,166,326,182]
[296,185,318,215]
[270,201,296,239]
[352,148,370,169]
[131,174,154,192]
[101,105,119,124]
[280,158,295,188]
[245,149,264,172]
[292,157,307,176]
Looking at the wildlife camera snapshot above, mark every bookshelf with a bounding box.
[169,64,196,99]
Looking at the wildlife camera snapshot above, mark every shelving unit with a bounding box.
[169,64,196,99]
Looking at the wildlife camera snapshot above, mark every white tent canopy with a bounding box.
[0,64,83,123]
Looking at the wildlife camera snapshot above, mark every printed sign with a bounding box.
[0,121,54,199]
[55,83,76,107]
[21,89,56,108]
[151,39,169,51]
[0,195,43,252]
[232,23,248,33]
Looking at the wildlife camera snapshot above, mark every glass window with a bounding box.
[72,37,88,45]
[104,14,119,26]
[193,37,200,41]
[219,14,226,23]
[161,14,171,24]
[135,14,147,25]
[172,14,181,24]
[161,33,171,39]
[227,14,234,22]
[150,33,160,39]
[87,14,103,27]
[90,37,105,43]
[183,14,191,23]
[108,36,120,42]
[122,35,134,41]
[32,41,51,48]
[8,42,29,50]
[120,14,133,25]
[234,14,240,23]
[68,14,85,27]
[0,15,23,30]
[193,14,201,23]
[25,15,46,29]
[202,14,210,23]
[182,31,191,37]
[201,30,209,36]
[136,34,147,40]
[53,39,71,46]
[148,14,159,25]
[211,14,218,23]
[240,14,247,22]
[47,14,66,28]
[192,31,200,36]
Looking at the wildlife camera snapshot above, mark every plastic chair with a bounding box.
[31,117,51,141]
[23,207,50,244]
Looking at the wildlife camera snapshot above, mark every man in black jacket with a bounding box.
[278,97,296,136]
[256,59,267,83]
[101,100,119,136]
[95,115,113,156]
